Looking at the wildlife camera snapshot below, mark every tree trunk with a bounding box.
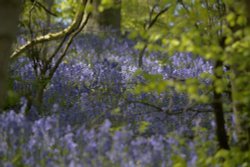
[34,82,46,114]
[85,0,121,34]
[0,0,23,109]
[213,60,230,150]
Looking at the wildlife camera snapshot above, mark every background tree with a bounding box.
[0,0,23,109]
[85,0,121,34]
[1,0,250,165]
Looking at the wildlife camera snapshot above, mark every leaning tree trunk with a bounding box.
[85,0,121,34]
[0,0,23,109]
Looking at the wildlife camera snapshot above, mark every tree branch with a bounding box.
[48,12,91,79]
[10,0,88,60]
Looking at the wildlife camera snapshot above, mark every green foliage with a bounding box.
[172,155,187,167]
[99,0,116,12]
[3,90,20,109]
[138,121,150,134]
[123,0,250,153]
[55,0,79,20]
[202,148,250,167]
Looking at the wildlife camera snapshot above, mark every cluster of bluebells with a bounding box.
[4,34,228,166]
[10,34,214,132]
[0,111,217,167]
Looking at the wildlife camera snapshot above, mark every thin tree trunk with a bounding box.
[34,82,46,114]
[0,0,23,109]
[138,44,147,68]
[213,60,230,150]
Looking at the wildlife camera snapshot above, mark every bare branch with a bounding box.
[147,5,171,30]
[35,1,58,17]
[126,98,213,116]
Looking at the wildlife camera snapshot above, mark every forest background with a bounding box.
[0,0,250,166]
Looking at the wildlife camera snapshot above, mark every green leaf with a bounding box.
[86,4,94,12]
[215,149,229,159]
[138,121,150,133]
